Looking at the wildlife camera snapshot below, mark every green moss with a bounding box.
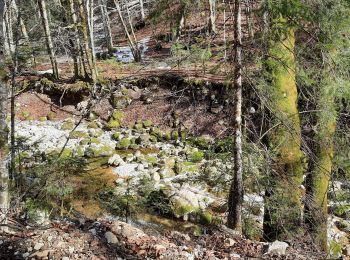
[199,211,213,225]
[47,111,56,120]
[106,119,120,130]
[47,148,72,159]
[333,204,350,218]
[117,138,130,149]
[145,156,158,164]
[112,132,121,141]
[21,111,31,119]
[164,132,171,141]
[89,129,103,138]
[87,121,99,129]
[194,136,211,149]
[69,131,89,139]
[85,145,114,158]
[111,95,130,109]
[172,203,195,217]
[107,110,123,130]
[130,144,138,150]
[112,110,124,121]
[171,130,179,140]
[39,117,47,122]
[143,120,153,128]
[76,146,85,157]
[90,138,101,144]
[190,151,204,162]
[61,120,74,130]
[134,123,143,131]
[80,138,90,145]
[61,148,73,158]
[181,162,199,173]
[149,135,157,143]
[180,130,188,141]
[263,20,304,240]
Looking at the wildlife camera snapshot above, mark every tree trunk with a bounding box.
[139,0,145,21]
[11,0,35,65]
[208,0,217,34]
[305,67,337,251]
[85,0,98,81]
[174,3,186,42]
[3,0,15,57]
[38,0,59,79]
[227,0,243,232]
[263,17,304,241]
[223,0,227,60]
[99,0,114,53]
[68,0,85,78]
[0,0,9,228]
[76,0,97,83]
[114,0,141,62]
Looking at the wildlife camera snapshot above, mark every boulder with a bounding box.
[108,154,125,166]
[267,241,289,255]
[105,231,119,244]
[110,221,146,241]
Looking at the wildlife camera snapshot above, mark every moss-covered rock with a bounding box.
[47,148,72,159]
[80,138,90,145]
[150,127,162,141]
[61,120,74,130]
[145,155,158,165]
[112,132,121,141]
[117,138,130,149]
[106,110,124,130]
[47,111,57,121]
[143,120,153,128]
[39,116,47,122]
[21,111,31,119]
[333,204,350,218]
[190,151,205,162]
[134,123,143,132]
[107,119,120,129]
[130,144,138,150]
[164,131,171,141]
[180,130,188,142]
[69,131,89,139]
[87,121,99,129]
[111,110,124,122]
[85,145,114,158]
[90,137,101,145]
[199,211,213,225]
[76,146,85,157]
[111,95,130,109]
[171,130,179,141]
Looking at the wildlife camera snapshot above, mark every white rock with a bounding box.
[22,252,30,258]
[62,257,70,260]
[113,164,138,177]
[152,172,161,183]
[105,231,119,244]
[89,228,97,236]
[34,242,44,251]
[68,246,74,254]
[108,154,124,166]
[267,240,289,255]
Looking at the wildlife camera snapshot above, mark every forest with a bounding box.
[0,0,350,259]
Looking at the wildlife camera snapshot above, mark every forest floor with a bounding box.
[0,218,324,260]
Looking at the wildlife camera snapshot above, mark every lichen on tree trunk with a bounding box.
[305,75,337,251]
[263,21,304,240]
